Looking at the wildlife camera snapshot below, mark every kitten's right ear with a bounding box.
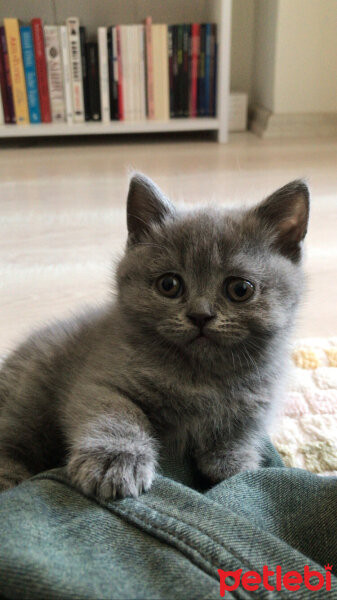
[127,173,175,243]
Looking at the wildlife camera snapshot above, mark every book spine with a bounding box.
[144,17,154,119]
[161,24,169,121]
[59,26,73,123]
[176,25,183,118]
[112,27,119,120]
[79,27,90,121]
[212,27,217,117]
[189,24,200,118]
[0,87,4,124]
[209,24,216,117]
[4,18,29,124]
[31,18,51,123]
[139,25,146,120]
[107,27,115,120]
[182,24,190,117]
[204,23,211,117]
[198,24,206,117]
[97,27,110,123]
[129,26,137,121]
[0,27,15,123]
[116,25,124,120]
[171,26,178,119]
[168,25,174,118]
[86,42,101,121]
[20,26,41,124]
[66,17,84,123]
[44,25,65,122]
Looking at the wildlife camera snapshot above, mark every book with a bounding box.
[198,24,206,116]
[44,25,65,122]
[107,26,118,120]
[182,24,190,117]
[0,26,15,123]
[31,18,51,123]
[97,27,110,123]
[4,18,29,124]
[115,25,124,120]
[86,42,101,121]
[152,24,169,120]
[189,24,200,118]
[66,17,84,123]
[176,25,184,117]
[209,24,217,117]
[20,26,41,124]
[144,17,154,119]
[168,25,174,118]
[137,25,146,121]
[79,26,90,121]
[0,87,3,124]
[204,23,211,117]
[59,25,73,123]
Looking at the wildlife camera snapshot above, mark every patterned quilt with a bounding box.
[272,338,337,476]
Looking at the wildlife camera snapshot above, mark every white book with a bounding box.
[98,27,110,123]
[44,25,66,122]
[66,17,84,123]
[59,26,73,123]
[138,25,146,121]
[0,88,4,125]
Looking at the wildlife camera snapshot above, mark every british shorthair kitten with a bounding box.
[0,175,309,498]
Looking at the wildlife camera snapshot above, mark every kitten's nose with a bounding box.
[187,312,215,329]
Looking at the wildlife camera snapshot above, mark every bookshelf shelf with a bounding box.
[0,118,219,138]
[0,0,231,143]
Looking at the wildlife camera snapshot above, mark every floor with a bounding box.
[0,132,336,355]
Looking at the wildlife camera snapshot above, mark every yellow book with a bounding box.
[4,18,29,124]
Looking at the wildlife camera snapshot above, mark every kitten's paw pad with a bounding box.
[67,448,156,500]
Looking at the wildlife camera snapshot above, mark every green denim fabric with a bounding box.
[0,440,336,599]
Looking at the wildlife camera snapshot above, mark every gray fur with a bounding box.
[0,174,309,498]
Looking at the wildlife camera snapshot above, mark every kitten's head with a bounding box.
[117,174,309,360]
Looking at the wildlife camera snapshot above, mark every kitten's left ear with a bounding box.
[127,173,175,243]
[254,180,310,262]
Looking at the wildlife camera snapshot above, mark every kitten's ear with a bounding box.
[254,180,310,261]
[127,173,175,242]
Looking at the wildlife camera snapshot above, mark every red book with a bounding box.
[0,26,15,123]
[31,18,51,123]
[116,25,124,120]
[189,24,200,118]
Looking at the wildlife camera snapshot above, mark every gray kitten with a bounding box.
[0,174,309,499]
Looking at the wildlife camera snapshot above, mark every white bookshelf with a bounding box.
[0,0,232,142]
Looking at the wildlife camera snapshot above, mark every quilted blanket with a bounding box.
[272,337,337,476]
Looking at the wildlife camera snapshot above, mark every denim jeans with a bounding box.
[0,439,336,599]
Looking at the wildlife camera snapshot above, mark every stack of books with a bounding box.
[0,17,217,126]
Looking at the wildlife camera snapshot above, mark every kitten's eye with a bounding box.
[156,274,184,298]
[225,278,255,302]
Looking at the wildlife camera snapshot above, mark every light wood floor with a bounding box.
[0,132,336,355]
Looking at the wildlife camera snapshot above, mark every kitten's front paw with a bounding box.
[196,446,260,483]
[67,444,157,500]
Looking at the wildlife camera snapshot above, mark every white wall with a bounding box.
[230,0,255,99]
[273,0,337,113]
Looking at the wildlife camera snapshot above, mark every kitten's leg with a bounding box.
[195,437,261,484]
[65,383,158,500]
[0,454,33,492]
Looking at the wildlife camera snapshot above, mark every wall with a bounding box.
[273,0,337,114]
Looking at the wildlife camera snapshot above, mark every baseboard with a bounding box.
[249,104,337,138]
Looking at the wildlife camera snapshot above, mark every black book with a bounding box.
[182,24,190,117]
[86,42,101,121]
[209,24,217,117]
[197,24,206,116]
[171,25,179,118]
[107,26,118,120]
[168,25,174,118]
[176,25,184,117]
[79,26,90,121]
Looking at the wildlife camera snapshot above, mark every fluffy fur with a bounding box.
[0,174,310,498]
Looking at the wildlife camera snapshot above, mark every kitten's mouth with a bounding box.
[189,332,212,345]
